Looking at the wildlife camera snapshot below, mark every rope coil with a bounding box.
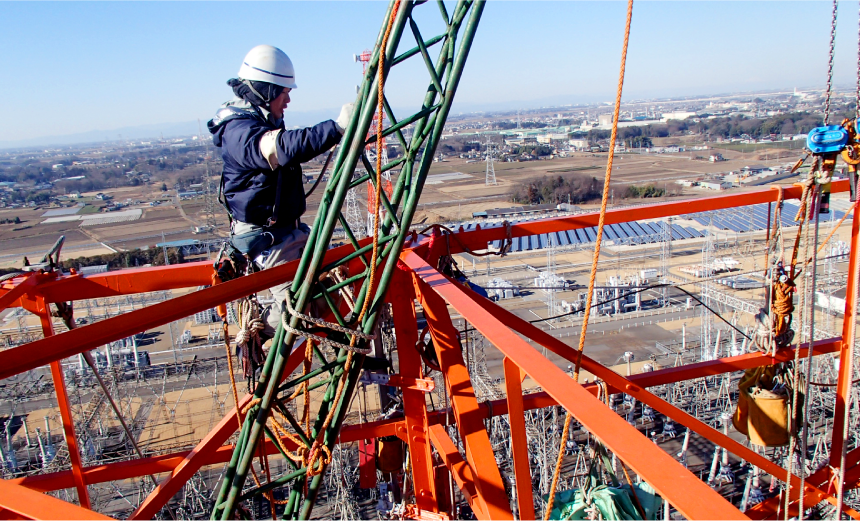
[235,298,266,379]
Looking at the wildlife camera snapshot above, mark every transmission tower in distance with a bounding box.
[198,119,218,234]
[344,170,366,239]
[485,136,497,186]
[660,217,672,305]
[700,214,715,360]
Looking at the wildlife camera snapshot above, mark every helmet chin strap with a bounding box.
[241,79,272,109]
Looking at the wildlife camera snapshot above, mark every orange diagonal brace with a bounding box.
[0,273,36,311]
[391,269,438,512]
[503,358,534,520]
[403,251,745,520]
[0,239,373,381]
[428,425,488,520]
[0,479,111,520]
[414,273,513,520]
[130,342,308,519]
[747,445,860,519]
[445,271,859,519]
[31,295,90,510]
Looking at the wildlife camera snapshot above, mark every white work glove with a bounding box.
[335,103,355,134]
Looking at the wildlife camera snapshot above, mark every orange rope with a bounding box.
[572,0,633,382]
[545,1,633,518]
[224,323,279,513]
[305,0,401,477]
[224,322,243,431]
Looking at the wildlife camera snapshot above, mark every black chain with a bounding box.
[825,0,838,124]
[856,0,860,119]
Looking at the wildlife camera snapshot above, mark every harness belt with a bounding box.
[230,219,301,260]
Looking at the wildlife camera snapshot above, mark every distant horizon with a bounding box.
[0,82,844,152]
[2,1,854,146]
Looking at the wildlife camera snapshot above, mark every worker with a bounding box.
[770,264,796,348]
[209,44,354,339]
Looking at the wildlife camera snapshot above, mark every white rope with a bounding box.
[280,296,374,355]
[236,298,265,351]
[283,294,374,341]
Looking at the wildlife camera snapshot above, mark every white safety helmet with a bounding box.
[238,45,297,89]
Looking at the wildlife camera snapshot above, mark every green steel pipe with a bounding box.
[219,330,296,517]
[318,285,347,327]
[211,415,252,518]
[283,484,300,520]
[238,467,307,502]
[297,3,484,517]
[359,154,401,223]
[364,0,483,335]
[365,102,441,144]
[274,356,346,395]
[436,0,450,24]
[335,212,371,268]
[347,172,371,188]
[409,16,444,94]
[346,1,465,341]
[214,323,282,517]
[380,96,411,150]
[272,401,313,448]
[318,233,397,275]
[392,33,445,66]
[217,0,484,516]
[296,354,364,519]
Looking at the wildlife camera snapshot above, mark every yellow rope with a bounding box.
[544,2,633,518]
[572,0,633,381]
[241,397,262,416]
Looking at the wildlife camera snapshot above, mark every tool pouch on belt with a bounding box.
[230,223,300,263]
[231,229,277,261]
[215,241,249,282]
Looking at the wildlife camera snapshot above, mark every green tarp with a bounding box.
[546,446,662,520]
[547,481,661,520]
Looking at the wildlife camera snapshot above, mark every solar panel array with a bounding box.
[476,219,706,253]
[455,201,852,255]
[683,203,848,233]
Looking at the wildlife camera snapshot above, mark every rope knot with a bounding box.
[304,440,332,476]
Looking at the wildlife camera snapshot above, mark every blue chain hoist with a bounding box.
[803,118,860,210]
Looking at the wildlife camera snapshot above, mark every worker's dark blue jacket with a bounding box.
[208,103,341,228]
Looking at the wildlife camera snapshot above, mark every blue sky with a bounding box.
[0,1,855,144]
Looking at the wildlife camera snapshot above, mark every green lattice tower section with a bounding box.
[212,1,485,518]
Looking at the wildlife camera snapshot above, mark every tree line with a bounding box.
[570,111,841,144]
[510,174,677,206]
[510,174,602,205]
